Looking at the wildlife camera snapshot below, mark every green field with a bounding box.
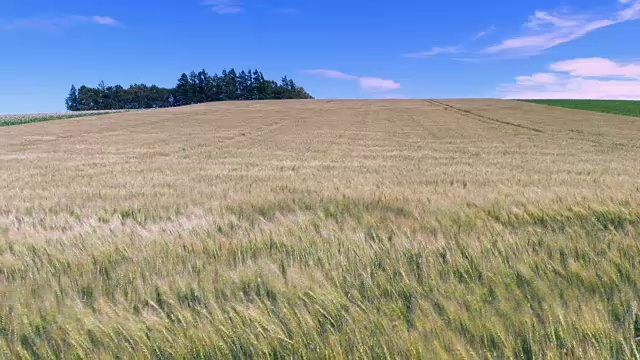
[520,99,640,118]
[0,111,128,127]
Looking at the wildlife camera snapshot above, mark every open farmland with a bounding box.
[1,99,640,358]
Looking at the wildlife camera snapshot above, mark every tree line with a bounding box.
[65,68,313,111]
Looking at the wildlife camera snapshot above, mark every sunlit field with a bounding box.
[1,99,639,358]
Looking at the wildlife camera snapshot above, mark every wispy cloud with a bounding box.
[304,69,401,92]
[404,46,461,59]
[304,70,357,80]
[405,25,494,60]
[202,0,243,14]
[0,15,122,30]
[484,1,640,55]
[453,58,482,63]
[473,26,496,40]
[91,16,120,26]
[500,57,640,99]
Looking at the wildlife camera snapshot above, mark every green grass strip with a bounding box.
[520,99,640,118]
[0,112,126,127]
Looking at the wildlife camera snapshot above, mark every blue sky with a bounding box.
[1,0,640,113]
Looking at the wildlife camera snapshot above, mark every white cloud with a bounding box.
[358,77,401,91]
[501,58,640,99]
[525,11,582,29]
[514,72,561,85]
[91,16,120,26]
[453,58,481,62]
[485,1,640,55]
[404,46,461,59]
[303,69,357,80]
[202,0,243,14]
[0,15,121,30]
[618,0,640,20]
[304,69,400,92]
[549,58,640,79]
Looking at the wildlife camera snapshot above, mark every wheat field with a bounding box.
[1,99,640,358]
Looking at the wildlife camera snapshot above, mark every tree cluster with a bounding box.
[65,69,313,111]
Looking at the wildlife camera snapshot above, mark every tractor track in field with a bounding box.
[425,100,640,150]
[425,100,545,134]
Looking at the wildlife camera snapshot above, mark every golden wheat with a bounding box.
[1,99,639,358]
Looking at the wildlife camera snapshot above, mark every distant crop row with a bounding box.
[0,110,128,127]
[521,99,640,118]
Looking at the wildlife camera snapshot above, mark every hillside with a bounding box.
[1,99,639,358]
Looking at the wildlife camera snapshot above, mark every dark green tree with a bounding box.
[77,85,101,110]
[174,73,191,106]
[195,70,209,103]
[237,70,250,100]
[65,85,80,111]
[246,69,256,100]
[253,71,269,100]
[111,85,125,109]
[226,69,239,100]
[188,71,198,104]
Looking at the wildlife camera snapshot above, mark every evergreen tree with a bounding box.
[198,70,215,101]
[246,69,257,100]
[238,70,250,100]
[77,85,101,111]
[219,70,229,101]
[254,71,268,100]
[227,68,239,100]
[210,73,223,101]
[65,85,80,111]
[111,85,125,109]
[174,73,191,106]
[188,71,198,104]
[196,69,209,103]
